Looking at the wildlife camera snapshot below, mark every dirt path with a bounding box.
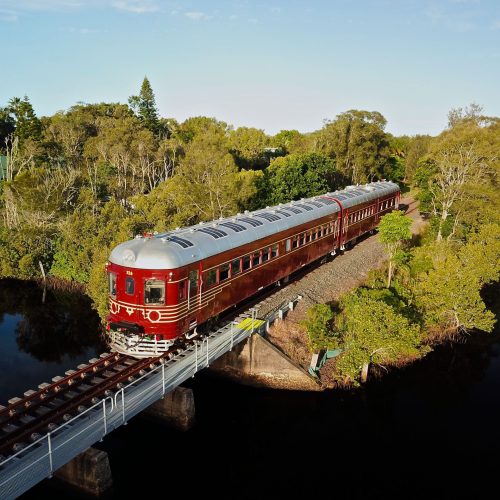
[258,197,425,374]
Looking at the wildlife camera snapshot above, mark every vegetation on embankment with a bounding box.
[302,215,500,387]
[1,82,498,338]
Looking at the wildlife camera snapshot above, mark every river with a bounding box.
[0,279,498,499]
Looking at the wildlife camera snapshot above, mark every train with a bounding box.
[106,180,400,357]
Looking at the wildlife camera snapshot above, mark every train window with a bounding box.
[242,255,251,271]
[144,280,165,305]
[311,230,317,241]
[271,244,279,258]
[220,263,230,281]
[262,248,270,262]
[299,233,306,246]
[189,270,198,294]
[231,258,241,276]
[179,281,187,300]
[204,269,217,288]
[292,237,299,249]
[108,272,117,298]
[286,239,292,252]
[125,277,135,295]
[252,251,261,267]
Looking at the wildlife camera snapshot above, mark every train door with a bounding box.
[187,269,199,330]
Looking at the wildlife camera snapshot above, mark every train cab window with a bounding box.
[144,280,165,305]
[292,237,299,249]
[242,255,251,271]
[125,277,135,295]
[220,263,230,281]
[204,269,217,288]
[252,251,261,267]
[285,239,291,252]
[108,272,117,298]
[271,244,279,258]
[231,258,241,276]
[262,248,270,262]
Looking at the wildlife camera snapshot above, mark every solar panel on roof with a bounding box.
[319,198,335,205]
[294,204,313,211]
[285,206,302,214]
[276,210,292,217]
[238,217,263,227]
[254,212,281,222]
[219,222,247,232]
[197,227,227,239]
[166,236,194,248]
[308,201,323,207]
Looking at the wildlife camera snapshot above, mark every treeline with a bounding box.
[0,80,498,321]
[302,104,500,386]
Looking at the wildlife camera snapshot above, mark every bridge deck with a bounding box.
[0,296,301,499]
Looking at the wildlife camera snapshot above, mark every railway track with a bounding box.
[0,352,167,460]
[0,287,277,462]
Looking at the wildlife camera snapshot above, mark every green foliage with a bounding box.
[128,77,161,136]
[264,152,337,205]
[378,210,413,287]
[8,96,42,144]
[300,304,338,351]
[411,233,499,335]
[229,127,270,170]
[315,110,390,183]
[334,292,422,385]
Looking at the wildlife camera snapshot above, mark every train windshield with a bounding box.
[144,280,165,305]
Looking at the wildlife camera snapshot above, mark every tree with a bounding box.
[429,142,489,241]
[378,210,412,288]
[128,77,161,136]
[315,110,390,183]
[448,102,484,128]
[229,127,270,170]
[413,241,497,336]
[0,107,15,149]
[7,96,42,144]
[335,292,421,384]
[265,152,337,205]
[300,303,337,351]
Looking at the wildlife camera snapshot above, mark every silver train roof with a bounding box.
[109,181,399,270]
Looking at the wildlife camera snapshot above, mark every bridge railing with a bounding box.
[0,296,301,499]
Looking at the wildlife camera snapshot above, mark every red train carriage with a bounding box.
[106,181,400,356]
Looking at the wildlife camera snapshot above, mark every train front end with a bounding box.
[105,234,185,358]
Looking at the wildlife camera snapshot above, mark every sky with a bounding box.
[1,0,499,137]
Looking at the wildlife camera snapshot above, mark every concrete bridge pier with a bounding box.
[54,447,112,496]
[143,386,196,431]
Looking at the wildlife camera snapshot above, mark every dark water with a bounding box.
[0,279,105,404]
[2,279,499,499]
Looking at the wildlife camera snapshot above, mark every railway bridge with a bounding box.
[0,296,302,499]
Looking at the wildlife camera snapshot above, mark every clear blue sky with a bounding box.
[1,0,499,137]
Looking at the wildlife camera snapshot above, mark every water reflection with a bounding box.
[0,279,105,403]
